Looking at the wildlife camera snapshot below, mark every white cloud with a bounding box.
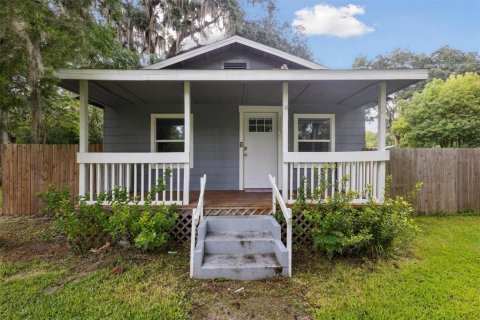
[292,4,374,38]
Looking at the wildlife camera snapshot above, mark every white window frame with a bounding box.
[294,114,335,152]
[150,113,194,167]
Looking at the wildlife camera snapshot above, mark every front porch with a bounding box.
[57,71,417,207]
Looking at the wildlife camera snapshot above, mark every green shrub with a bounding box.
[107,175,178,250]
[38,185,109,252]
[295,175,421,259]
[38,170,178,252]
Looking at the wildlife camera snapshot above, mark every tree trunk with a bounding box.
[11,19,45,143]
[0,108,8,144]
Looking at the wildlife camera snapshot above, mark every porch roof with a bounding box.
[56,68,428,109]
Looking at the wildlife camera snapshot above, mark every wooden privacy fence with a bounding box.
[1,145,480,215]
[1,144,102,215]
[388,148,480,213]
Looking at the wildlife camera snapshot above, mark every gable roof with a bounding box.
[143,35,326,70]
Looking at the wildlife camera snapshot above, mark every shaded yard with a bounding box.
[1,215,479,319]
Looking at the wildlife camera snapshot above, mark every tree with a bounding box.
[391,73,480,147]
[0,0,137,144]
[353,47,480,145]
[237,5,313,61]
[108,0,249,64]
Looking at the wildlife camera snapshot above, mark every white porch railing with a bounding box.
[190,174,207,278]
[268,174,292,277]
[283,151,389,204]
[77,152,190,205]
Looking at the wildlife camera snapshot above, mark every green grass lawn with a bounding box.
[1,216,479,319]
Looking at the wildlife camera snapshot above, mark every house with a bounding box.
[56,35,428,279]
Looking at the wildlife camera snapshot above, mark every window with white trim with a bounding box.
[294,114,335,152]
[151,114,193,166]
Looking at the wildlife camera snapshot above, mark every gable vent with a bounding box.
[223,62,248,70]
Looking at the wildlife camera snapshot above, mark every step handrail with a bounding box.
[190,174,207,278]
[268,174,292,277]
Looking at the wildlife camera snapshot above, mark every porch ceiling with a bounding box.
[59,78,420,109]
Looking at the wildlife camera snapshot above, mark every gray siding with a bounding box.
[104,103,365,190]
[168,49,307,70]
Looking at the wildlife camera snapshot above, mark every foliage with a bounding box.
[106,169,178,250]
[295,174,421,259]
[38,172,178,252]
[8,90,103,144]
[0,0,138,143]
[237,4,313,61]
[365,130,377,148]
[392,73,480,147]
[353,47,480,145]
[38,185,110,252]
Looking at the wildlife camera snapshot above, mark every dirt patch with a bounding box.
[0,216,70,262]
[0,217,67,262]
[189,277,311,320]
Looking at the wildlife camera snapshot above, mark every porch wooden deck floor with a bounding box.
[185,190,271,208]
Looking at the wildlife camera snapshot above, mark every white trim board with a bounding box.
[150,113,194,168]
[143,35,325,70]
[239,106,283,190]
[55,69,429,82]
[293,114,335,152]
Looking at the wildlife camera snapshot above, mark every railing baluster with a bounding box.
[141,163,144,203]
[330,162,335,197]
[296,162,300,200]
[310,163,315,200]
[177,163,180,202]
[111,164,115,200]
[148,164,152,196]
[89,164,93,202]
[351,162,358,196]
[96,163,100,201]
[104,164,108,194]
[289,162,293,202]
[126,164,130,201]
[323,164,328,200]
[162,163,166,202]
[359,162,364,198]
[155,163,159,202]
[168,164,173,201]
[345,162,350,192]
[134,163,137,200]
[119,164,123,190]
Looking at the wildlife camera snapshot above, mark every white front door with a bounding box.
[243,112,278,188]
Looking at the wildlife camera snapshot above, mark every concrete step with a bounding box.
[204,231,277,254]
[203,216,281,239]
[196,253,286,280]
[191,215,290,280]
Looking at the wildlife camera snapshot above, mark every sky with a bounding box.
[241,0,480,68]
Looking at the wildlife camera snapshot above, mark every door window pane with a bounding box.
[248,118,273,133]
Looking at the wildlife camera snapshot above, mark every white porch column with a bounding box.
[377,81,387,200]
[282,82,289,202]
[183,81,191,205]
[79,80,89,197]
